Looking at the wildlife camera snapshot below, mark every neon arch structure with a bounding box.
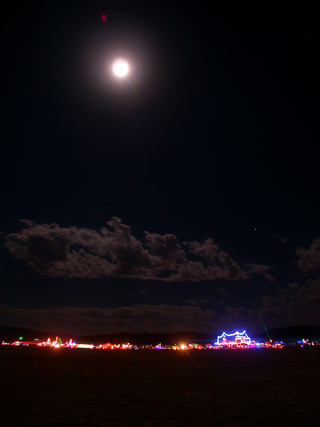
[216,330,252,348]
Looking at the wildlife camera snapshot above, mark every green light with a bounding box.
[245,286,271,341]
[19,336,23,340]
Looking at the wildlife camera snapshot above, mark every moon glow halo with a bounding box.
[112,60,129,77]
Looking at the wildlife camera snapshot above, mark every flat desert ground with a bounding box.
[0,346,319,426]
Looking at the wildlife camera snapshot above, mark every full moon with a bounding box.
[112,59,129,77]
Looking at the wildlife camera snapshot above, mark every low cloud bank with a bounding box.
[0,304,220,336]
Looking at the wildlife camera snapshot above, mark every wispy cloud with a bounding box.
[243,263,276,283]
[297,237,320,276]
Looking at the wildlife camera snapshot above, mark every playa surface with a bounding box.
[0,346,319,426]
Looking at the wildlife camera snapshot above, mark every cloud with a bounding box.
[259,279,320,329]
[218,288,228,297]
[0,304,219,335]
[243,263,276,283]
[185,299,208,306]
[5,218,250,282]
[275,234,290,244]
[2,279,318,335]
[297,238,320,276]
[215,279,320,333]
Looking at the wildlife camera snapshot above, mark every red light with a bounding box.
[101,14,107,23]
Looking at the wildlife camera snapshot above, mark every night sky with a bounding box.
[1,1,319,336]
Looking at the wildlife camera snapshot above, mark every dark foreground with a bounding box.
[0,347,319,426]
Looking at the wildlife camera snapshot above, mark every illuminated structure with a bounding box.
[216,330,252,348]
[98,343,119,350]
[76,344,94,349]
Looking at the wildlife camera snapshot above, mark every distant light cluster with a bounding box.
[1,332,319,350]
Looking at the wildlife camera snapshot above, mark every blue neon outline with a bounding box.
[216,330,251,346]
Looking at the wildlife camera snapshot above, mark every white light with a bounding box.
[112,60,129,77]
